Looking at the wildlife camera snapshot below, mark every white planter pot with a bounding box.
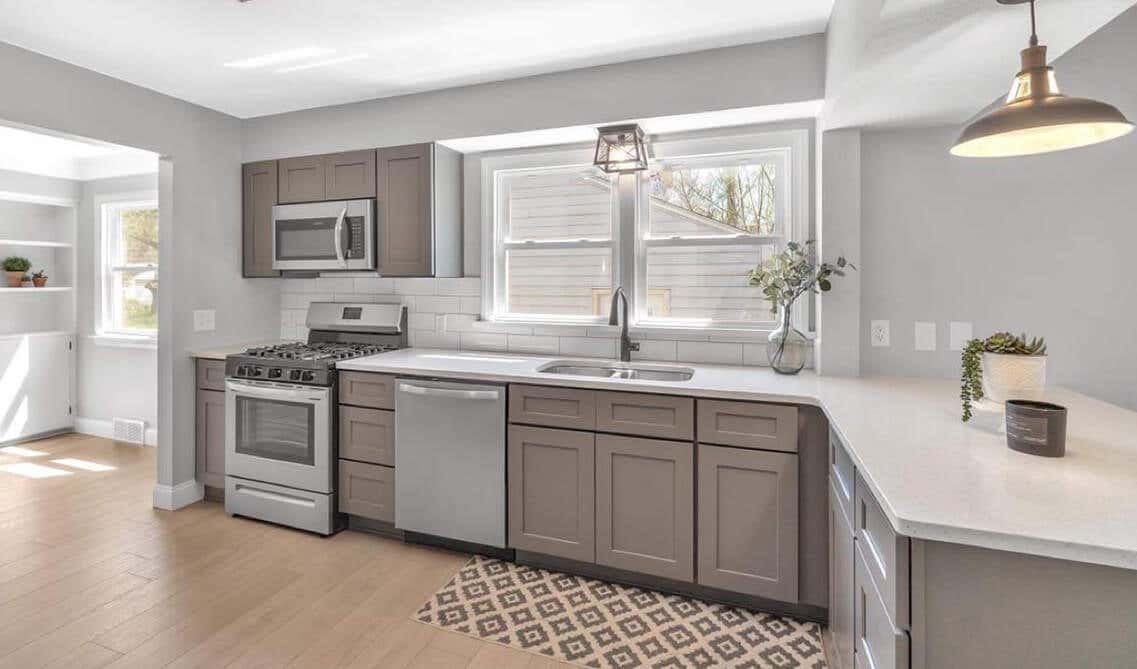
[981,353,1047,402]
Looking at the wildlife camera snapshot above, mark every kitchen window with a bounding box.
[481,128,810,332]
[96,193,159,341]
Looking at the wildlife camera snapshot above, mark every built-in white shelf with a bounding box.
[0,286,73,293]
[0,238,73,248]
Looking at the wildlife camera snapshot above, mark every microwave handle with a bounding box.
[333,206,347,267]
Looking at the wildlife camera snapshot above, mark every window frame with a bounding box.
[94,191,159,343]
[478,126,812,335]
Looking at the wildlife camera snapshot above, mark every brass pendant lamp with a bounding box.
[951,0,1134,158]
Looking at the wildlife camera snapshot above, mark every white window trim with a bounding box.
[478,125,812,337]
[93,191,159,346]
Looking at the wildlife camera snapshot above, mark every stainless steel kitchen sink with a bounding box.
[537,360,694,382]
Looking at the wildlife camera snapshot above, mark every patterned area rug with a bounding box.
[414,555,826,668]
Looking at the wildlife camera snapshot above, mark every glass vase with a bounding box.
[767,306,808,375]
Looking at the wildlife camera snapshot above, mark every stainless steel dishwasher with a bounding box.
[394,378,506,548]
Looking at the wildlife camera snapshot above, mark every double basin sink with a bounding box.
[537,360,694,382]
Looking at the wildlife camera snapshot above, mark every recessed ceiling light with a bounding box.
[275,54,370,74]
[224,47,333,69]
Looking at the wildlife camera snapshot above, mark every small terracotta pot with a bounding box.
[32,277,47,288]
[5,271,23,288]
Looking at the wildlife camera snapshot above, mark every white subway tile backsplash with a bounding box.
[460,332,508,352]
[558,337,616,359]
[676,341,743,365]
[631,339,678,362]
[315,277,356,293]
[277,276,800,367]
[414,296,461,313]
[507,335,559,355]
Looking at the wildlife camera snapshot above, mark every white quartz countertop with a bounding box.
[189,341,291,361]
[339,348,1137,570]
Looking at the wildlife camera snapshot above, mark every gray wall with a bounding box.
[0,42,281,496]
[76,173,159,434]
[859,8,1137,408]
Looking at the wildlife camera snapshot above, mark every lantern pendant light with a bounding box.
[951,0,1133,158]
[593,124,649,173]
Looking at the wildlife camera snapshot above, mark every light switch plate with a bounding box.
[193,309,215,332]
[949,321,973,351]
[914,321,937,351]
[870,320,890,347]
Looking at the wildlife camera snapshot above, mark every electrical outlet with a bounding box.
[193,309,215,332]
[950,321,974,351]
[914,321,937,351]
[870,320,890,347]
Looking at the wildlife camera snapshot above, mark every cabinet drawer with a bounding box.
[196,359,226,391]
[339,372,396,409]
[338,460,395,522]
[829,480,856,669]
[339,406,395,466]
[595,391,693,440]
[509,385,595,430]
[831,429,855,526]
[855,472,910,628]
[855,543,910,669]
[697,400,798,453]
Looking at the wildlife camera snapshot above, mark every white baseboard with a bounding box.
[153,480,204,510]
[74,416,158,447]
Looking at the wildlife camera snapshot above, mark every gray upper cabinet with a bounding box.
[508,425,596,562]
[596,434,694,582]
[697,444,798,601]
[195,388,226,489]
[376,143,461,277]
[242,160,279,278]
[278,155,326,203]
[324,150,376,200]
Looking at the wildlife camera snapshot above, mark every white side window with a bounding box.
[98,195,159,337]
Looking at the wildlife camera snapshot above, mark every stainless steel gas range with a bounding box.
[223,302,407,535]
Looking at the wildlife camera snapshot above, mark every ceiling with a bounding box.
[0,0,835,119]
[0,123,157,180]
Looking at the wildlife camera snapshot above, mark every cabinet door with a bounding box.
[324,150,376,199]
[339,406,394,466]
[196,389,226,489]
[855,543,910,669]
[376,143,433,276]
[278,155,326,203]
[508,425,595,562]
[697,444,798,601]
[596,434,694,582]
[242,160,279,277]
[830,481,856,669]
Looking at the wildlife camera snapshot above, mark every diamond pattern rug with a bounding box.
[414,555,826,668]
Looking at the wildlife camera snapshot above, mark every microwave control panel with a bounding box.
[347,218,365,258]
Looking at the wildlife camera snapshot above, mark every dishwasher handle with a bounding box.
[398,382,501,401]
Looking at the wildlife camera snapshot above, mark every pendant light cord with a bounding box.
[1028,0,1038,46]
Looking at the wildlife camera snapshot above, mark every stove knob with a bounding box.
[268,368,282,379]
[301,371,315,382]
[250,366,263,377]
[290,369,302,381]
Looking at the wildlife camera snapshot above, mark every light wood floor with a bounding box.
[0,433,572,669]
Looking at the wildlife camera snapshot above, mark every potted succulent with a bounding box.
[961,332,1047,421]
[3,256,31,288]
[31,270,48,288]
[747,240,855,374]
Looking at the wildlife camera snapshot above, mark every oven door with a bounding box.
[225,379,333,494]
[271,199,374,271]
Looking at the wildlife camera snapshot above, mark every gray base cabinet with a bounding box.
[507,425,596,563]
[195,360,227,489]
[696,444,798,600]
[339,406,394,466]
[596,434,694,582]
[338,460,395,522]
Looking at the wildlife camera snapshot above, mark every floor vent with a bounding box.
[112,418,146,445]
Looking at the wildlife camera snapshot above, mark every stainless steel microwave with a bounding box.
[271,199,375,271]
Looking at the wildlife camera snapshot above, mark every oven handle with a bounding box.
[226,379,328,403]
[398,382,501,401]
[333,206,347,267]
